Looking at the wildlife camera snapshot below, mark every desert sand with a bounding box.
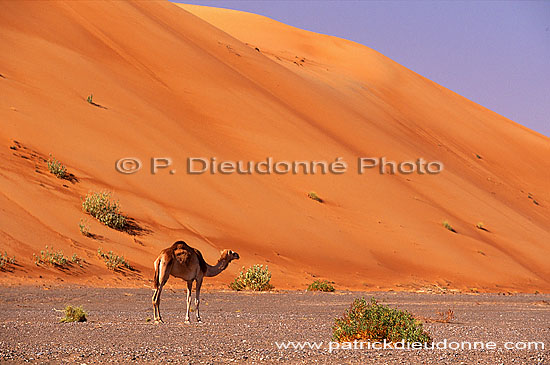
[0,1,549,292]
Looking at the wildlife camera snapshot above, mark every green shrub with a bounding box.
[33,246,68,267]
[97,248,131,271]
[307,191,324,203]
[442,220,456,233]
[476,222,485,230]
[332,297,431,343]
[229,264,273,291]
[71,253,83,267]
[307,279,335,292]
[79,218,91,237]
[0,251,15,270]
[59,305,87,323]
[82,192,127,230]
[33,246,82,268]
[87,94,93,104]
[47,154,67,179]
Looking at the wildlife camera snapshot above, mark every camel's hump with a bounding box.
[171,240,207,273]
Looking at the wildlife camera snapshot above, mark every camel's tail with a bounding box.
[153,257,160,290]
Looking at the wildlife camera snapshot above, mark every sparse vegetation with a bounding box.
[82,191,127,230]
[33,246,82,268]
[59,305,87,323]
[307,279,335,292]
[475,222,489,232]
[475,154,482,159]
[0,251,16,270]
[442,220,456,233]
[332,297,431,344]
[435,309,455,323]
[527,193,540,206]
[33,246,68,267]
[79,218,91,237]
[308,191,324,203]
[47,154,67,179]
[419,309,455,324]
[229,264,273,291]
[87,94,93,104]
[71,253,84,267]
[97,248,131,271]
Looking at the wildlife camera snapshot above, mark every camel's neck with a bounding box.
[205,256,230,277]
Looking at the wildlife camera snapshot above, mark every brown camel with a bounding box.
[152,240,239,323]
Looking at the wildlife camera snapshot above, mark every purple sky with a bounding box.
[178,1,550,137]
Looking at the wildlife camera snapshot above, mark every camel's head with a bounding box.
[222,249,240,262]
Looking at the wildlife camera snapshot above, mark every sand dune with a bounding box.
[0,1,548,292]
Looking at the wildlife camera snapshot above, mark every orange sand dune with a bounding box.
[0,1,549,292]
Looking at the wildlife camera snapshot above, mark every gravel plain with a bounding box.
[0,286,549,364]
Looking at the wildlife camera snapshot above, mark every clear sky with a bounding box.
[177,1,550,137]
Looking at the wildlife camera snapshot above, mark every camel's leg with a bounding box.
[184,280,193,324]
[195,276,203,323]
[153,259,171,323]
[152,279,161,321]
[152,289,157,320]
[152,286,162,322]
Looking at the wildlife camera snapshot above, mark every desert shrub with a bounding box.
[229,264,273,291]
[33,246,68,267]
[332,297,431,343]
[87,94,93,104]
[47,154,67,179]
[476,222,485,230]
[79,218,91,237]
[0,252,15,270]
[417,308,456,323]
[33,246,83,268]
[97,248,131,271]
[442,220,456,233]
[59,305,87,323]
[71,253,84,267]
[433,309,454,323]
[82,192,126,230]
[307,279,335,292]
[307,191,324,203]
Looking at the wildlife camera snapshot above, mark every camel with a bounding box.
[152,240,239,323]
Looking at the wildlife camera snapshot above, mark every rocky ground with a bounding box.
[0,286,548,364]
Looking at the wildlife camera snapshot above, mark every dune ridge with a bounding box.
[0,1,548,292]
